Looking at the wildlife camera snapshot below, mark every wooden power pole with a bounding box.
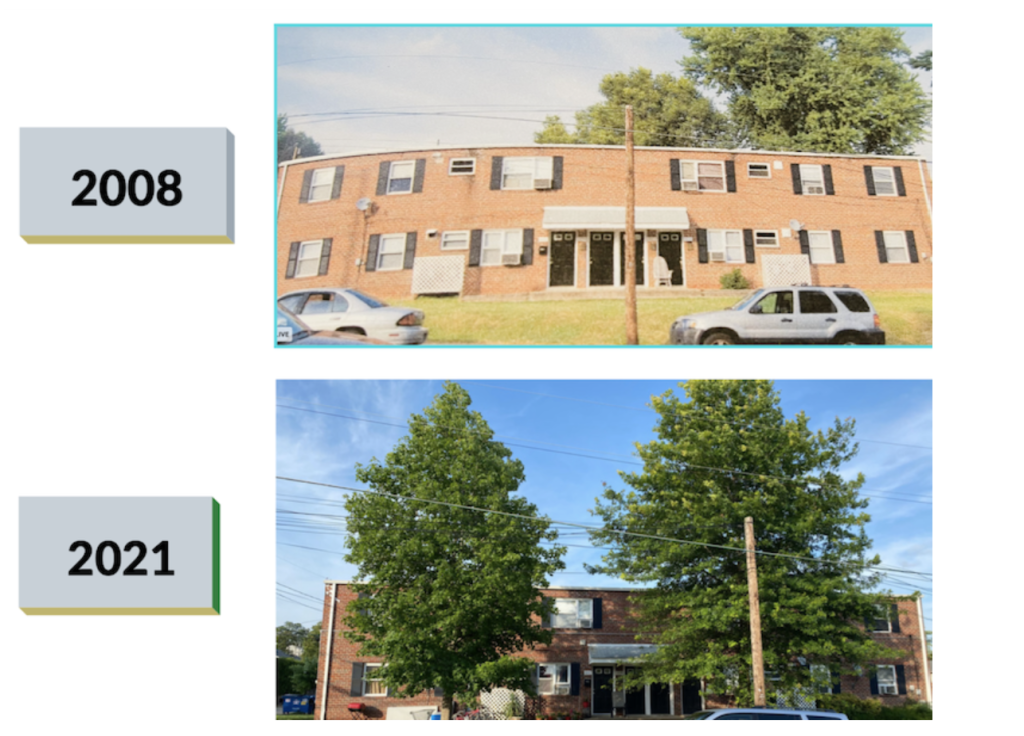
[624,105,638,344]
[745,516,767,706]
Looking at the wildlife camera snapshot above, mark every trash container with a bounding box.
[429,714,441,720]
[282,695,314,715]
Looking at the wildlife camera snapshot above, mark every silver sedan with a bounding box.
[278,288,428,345]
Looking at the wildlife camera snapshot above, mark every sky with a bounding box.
[276,25,933,161]
[276,379,932,636]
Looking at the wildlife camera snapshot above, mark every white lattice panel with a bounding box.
[762,254,812,287]
[412,256,465,294]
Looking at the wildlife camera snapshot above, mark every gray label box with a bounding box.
[19,497,220,615]
[20,128,234,243]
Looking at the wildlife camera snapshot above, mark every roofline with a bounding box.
[323,580,640,592]
[278,143,928,169]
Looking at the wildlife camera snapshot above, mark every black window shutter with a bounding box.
[403,231,417,270]
[299,170,313,203]
[468,229,483,267]
[521,229,534,266]
[318,238,333,276]
[670,159,681,191]
[592,598,603,629]
[725,160,737,192]
[905,231,919,263]
[412,158,426,193]
[890,603,902,633]
[833,673,842,695]
[331,166,345,199]
[743,229,755,263]
[541,596,551,628]
[864,165,876,196]
[894,166,906,196]
[875,231,888,263]
[799,230,810,256]
[376,161,390,196]
[351,663,365,696]
[831,230,845,264]
[490,156,504,190]
[869,670,879,695]
[552,156,564,190]
[570,663,581,696]
[790,163,803,194]
[696,229,708,263]
[286,242,300,278]
[366,234,381,272]
[895,665,907,695]
[823,164,835,195]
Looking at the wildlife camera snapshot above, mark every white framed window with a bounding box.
[799,164,826,195]
[481,229,523,266]
[747,162,771,178]
[810,664,833,694]
[707,229,744,263]
[754,230,779,247]
[551,598,593,628]
[295,240,323,277]
[440,231,470,251]
[537,663,571,695]
[502,156,554,190]
[387,161,415,194]
[376,233,406,271]
[871,166,897,196]
[308,167,336,202]
[875,665,897,695]
[870,605,894,632]
[807,231,835,264]
[362,664,388,696]
[680,160,726,191]
[449,158,475,175]
[882,231,910,263]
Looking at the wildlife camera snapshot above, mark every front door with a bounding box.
[589,232,615,286]
[624,667,646,715]
[592,666,614,715]
[618,232,646,286]
[682,680,702,714]
[549,231,576,287]
[650,682,671,715]
[658,232,684,286]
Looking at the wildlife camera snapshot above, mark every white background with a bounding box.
[1,2,1002,731]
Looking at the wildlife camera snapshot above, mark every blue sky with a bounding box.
[276,380,932,634]
[276,25,932,160]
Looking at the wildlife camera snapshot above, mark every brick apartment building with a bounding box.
[313,583,931,720]
[277,145,933,301]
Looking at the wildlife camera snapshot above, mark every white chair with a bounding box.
[654,256,673,286]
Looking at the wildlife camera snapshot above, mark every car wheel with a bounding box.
[337,327,367,336]
[701,331,736,346]
[833,333,863,345]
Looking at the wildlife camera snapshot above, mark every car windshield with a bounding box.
[347,290,388,309]
[729,289,765,311]
[277,307,310,342]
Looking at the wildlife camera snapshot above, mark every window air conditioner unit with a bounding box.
[501,253,522,266]
[556,685,570,695]
[579,618,592,629]
[533,178,553,189]
[710,252,726,262]
[806,186,825,195]
[682,181,699,190]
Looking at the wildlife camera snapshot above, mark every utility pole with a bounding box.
[745,516,767,706]
[624,105,638,344]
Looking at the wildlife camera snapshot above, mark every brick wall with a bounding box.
[277,145,933,300]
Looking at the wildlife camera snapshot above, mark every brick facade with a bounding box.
[277,145,933,301]
[312,583,930,720]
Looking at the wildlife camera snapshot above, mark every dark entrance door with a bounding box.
[658,232,684,286]
[592,666,614,714]
[624,667,646,715]
[589,232,614,286]
[619,232,645,285]
[682,679,702,714]
[650,682,671,714]
[549,231,575,287]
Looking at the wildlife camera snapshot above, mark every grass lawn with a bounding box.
[393,291,931,346]
[277,714,314,720]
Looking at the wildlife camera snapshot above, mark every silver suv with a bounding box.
[670,286,885,345]
[683,708,848,720]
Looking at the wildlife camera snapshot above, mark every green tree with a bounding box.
[343,383,565,718]
[535,68,735,147]
[276,621,308,654]
[909,50,932,72]
[302,622,322,662]
[278,113,323,163]
[680,27,931,154]
[588,380,895,704]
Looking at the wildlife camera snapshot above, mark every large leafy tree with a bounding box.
[680,27,930,154]
[276,620,308,653]
[588,380,895,704]
[278,113,323,163]
[535,68,735,148]
[343,383,565,718]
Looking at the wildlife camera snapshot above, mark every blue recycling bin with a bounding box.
[282,694,315,715]
[429,714,441,720]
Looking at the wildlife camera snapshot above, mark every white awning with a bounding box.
[588,643,659,664]
[542,207,690,230]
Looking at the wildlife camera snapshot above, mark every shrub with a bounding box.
[719,268,750,289]
[816,694,932,720]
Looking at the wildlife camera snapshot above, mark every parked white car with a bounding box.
[670,286,885,345]
[278,288,428,345]
[683,708,848,720]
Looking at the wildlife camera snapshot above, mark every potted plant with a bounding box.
[504,698,524,721]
